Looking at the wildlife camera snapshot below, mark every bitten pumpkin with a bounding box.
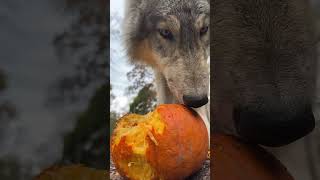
[110,104,209,180]
[212,134,294,180]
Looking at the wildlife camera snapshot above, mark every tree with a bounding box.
[126,65,154,95]
[109,86,119,135]
[49,0,107,105]
[62,84,108,169]
[48,0,108,170]
[0,69,16,120]
[125,64,157,115]
[129,83,157,115]
[0,69,17,142]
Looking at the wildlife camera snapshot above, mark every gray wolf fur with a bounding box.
[213,0,320,179]
[123,0,210,132]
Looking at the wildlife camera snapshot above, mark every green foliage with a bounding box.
[109,85,119,135]
[125,63,156,115]
[109,111,118,135]
[129,83,156,115]
[62,84,108,169]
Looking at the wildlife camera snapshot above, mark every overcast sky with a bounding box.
[110,0,137,115]
[110,0,125,16]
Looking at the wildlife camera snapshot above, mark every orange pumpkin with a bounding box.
[34,165,106,180]
[212,134,294,180]
[110,104,209,180]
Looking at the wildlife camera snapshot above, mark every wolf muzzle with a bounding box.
[234,105,315,147]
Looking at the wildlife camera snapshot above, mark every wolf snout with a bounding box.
[234,105,315,147]
[183,94,208,108]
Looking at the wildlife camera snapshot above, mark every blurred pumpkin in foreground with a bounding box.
[111,104,209,180]
[212,134,294,180]
[34,164,106,180]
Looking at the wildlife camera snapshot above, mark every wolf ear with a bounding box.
[123,0,144,60]
[123,0,157,66]
[125,0,144,13]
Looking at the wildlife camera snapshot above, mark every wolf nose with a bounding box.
[234,105,315,147]
[183,95,208,108]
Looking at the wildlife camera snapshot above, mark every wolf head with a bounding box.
[124,0,210,108]
[213,0,318,146]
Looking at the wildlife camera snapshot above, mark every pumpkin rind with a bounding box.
[110,104,209,180]
[146,104,208,180]
[212,134,294,180]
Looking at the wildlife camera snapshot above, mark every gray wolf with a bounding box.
[123,0,210,132]
[213,0,320,179]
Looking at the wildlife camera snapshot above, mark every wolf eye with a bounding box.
[200,26,209,36]
[158,29,173,40]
